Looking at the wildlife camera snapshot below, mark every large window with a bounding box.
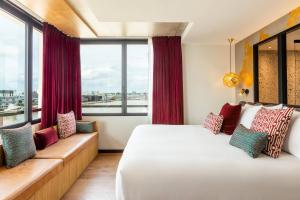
[0,1,43,128]
[32,28,43,120]
[81,40,149,115]
[0,9,26,127]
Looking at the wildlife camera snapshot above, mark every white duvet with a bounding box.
[116,125,300,200]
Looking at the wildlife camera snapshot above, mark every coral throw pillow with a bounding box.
[34,127,59,150]
[219,103,242,135]
[57,111,76,138]
[251,107,294,158]
[203,112,224,134]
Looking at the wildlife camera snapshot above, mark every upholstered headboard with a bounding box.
[239,101,300,111]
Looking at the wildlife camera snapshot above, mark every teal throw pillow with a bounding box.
[0,123,36,168]
[230,124,267,158]
[76,121,95,133]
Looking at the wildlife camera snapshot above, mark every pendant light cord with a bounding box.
[230,41,232,72]
[228,38,234,73]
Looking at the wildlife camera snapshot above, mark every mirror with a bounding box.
[257,38,279,104]
[287,28,300,105]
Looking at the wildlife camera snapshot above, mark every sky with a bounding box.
[0,9,149,95]
[0,10,26,93]
[81,44,149,94]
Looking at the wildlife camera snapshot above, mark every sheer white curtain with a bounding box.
[147,38,153,124]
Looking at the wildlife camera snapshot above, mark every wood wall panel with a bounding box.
[15,0,96,38]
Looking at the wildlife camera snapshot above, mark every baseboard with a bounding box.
[98,149,124,153]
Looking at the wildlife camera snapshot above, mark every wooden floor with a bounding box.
[62,153,122,200]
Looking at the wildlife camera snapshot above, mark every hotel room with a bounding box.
[0,0,300,199]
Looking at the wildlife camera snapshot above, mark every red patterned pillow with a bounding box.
[203,113,224,134]
[251,107,294,158]
[57,111,76,138]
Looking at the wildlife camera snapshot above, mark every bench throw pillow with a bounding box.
[57,111,76,138]
[76,121,95,133]
[203,112,223,134]
[0,123,36,168]
[251,107,294,158]
[34,127,59,150]
[219,103,242,135]
[230,124,268,158]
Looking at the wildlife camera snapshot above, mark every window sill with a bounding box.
[82,113,148,117]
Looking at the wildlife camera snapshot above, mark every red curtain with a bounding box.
[152,36,183,124]
[41,23,82,128]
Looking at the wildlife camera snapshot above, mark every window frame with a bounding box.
[80,39,149,116]
[0,1,43,128]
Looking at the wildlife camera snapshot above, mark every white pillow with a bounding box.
[263,104,283,109]
[283,111,300,158]
[239,104,262,129]
[239,103,284,129]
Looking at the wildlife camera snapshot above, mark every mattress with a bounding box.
[116,125,300,200]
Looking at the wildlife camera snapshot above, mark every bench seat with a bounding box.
[0,159,63,200]
[0,124,99,200]
[34,132,98,164]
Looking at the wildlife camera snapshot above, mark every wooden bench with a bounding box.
[0,124,99,200]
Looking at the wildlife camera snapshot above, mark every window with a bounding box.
[81,40,149,115]
[32,29,43,120]
[0,9,26,127]
[127,45,149,113]
[81,44,122,114]
[0,1,43,128]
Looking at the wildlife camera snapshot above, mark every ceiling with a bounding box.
[10,0,300,44]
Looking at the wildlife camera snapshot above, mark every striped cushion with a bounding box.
[230,124,267,158]
[0,123,36,168]
[251,107,294,158]
[203,113,223,134]
[57,111,76,138]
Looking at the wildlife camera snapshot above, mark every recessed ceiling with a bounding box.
[69,0,300,44]
[10,0,300,44]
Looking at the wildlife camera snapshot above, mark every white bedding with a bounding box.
[116,125,300,200]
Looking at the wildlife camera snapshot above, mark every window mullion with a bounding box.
[25,23,33,123]
[122,42,127,114]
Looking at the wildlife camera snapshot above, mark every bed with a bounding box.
[116,125,300,200]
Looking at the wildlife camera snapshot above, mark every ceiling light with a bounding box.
[223,38,240,88]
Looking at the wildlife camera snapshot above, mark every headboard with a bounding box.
[239,101,300,111]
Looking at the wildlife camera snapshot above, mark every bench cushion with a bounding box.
[0,159,62,200]
[34,132,98,164]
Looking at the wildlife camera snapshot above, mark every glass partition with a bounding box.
[257,38,279,104]
[286,28,300,105]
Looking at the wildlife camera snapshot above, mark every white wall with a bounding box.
[88,44,235,150]
[183,44,236,124]
[83,116,149,150]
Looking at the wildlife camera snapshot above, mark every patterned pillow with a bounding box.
[203,112,223,134]
[230,124,268,158]
[57,111,76,138]
[0,123,36,168]
[251,107,294,158]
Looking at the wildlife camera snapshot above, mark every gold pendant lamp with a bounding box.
[223,38,240,87]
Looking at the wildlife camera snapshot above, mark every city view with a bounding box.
[0,90,41,126]
[0,89,148,127]
[82,91,148,113]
